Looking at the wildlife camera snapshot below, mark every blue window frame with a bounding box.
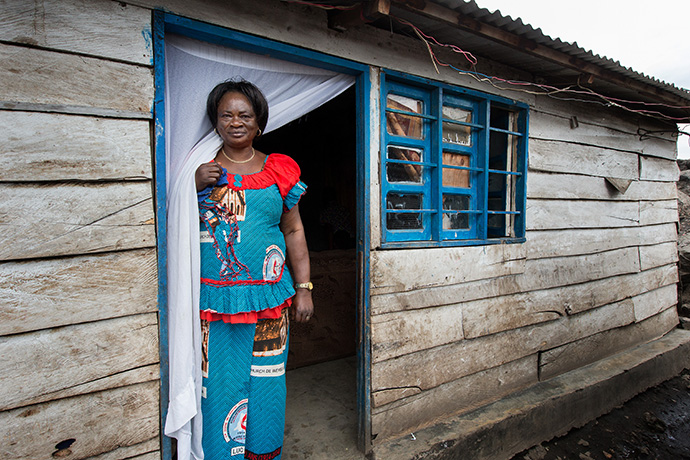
[381,70,529,247]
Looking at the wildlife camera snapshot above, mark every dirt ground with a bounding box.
[511,368,690,460]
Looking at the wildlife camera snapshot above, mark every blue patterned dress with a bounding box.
[196,154,306,460]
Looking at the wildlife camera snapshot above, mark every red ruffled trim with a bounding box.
[223,154,301,197]
[200,298,292,324]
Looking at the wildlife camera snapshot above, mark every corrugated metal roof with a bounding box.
[307,0,690,121]
[440,0,688,97]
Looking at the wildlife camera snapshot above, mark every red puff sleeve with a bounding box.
[265,154,301,198]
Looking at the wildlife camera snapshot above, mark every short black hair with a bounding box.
[206,79,269,132]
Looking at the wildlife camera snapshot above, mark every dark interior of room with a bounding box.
[255,86,358,369]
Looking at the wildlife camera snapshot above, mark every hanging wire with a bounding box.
[282,1,690,126]
[391,16,690,124]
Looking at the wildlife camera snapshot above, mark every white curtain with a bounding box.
[165,34,355,183]
[163,34,355,460]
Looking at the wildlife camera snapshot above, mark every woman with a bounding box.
[169,79,313,460]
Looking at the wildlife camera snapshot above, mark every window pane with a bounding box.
[387,94,424,139]
[386,193,422,230]
[442,106,472,146]
[442,152,470,188]
[387,146,423,183]
[443,194,470,230]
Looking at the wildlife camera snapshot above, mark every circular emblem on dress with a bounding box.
[223,399,248,443]
[263,245,285,281]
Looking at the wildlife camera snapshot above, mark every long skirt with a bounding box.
[201,308,289,459]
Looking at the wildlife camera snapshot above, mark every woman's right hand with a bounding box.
[195,162,223,191]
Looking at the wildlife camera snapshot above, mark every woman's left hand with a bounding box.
[292,289,314,323]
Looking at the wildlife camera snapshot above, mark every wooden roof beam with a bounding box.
[390,0,689,108]
[329,0,390,32]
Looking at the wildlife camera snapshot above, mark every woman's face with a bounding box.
[216,92,260,148]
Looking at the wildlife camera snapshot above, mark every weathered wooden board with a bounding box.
[639,241,678,271]
[526,199,640,230]
[561,264,677,315]
[0,249,157,335]
[528,139,638,179]
[371,272,522,315]
[632,284,678,323]
[86,438,160,460]
[0,182,155,260]
[372,298,636,406]
[525,224,677,260]
[371,246,655,359]
[0,43,152,118]
[459,275,636,340]
[0,313,159,411]
[527,172,676,201]
[0,381,159,460]
[371,304,463,362]
[15,364,159,412]
[529,110,676,160]
[639,155,680,182]
[639,200,679,226]
[371,355,538,443]
[370,243,526,295]
[371,261,676,316]
[532,93,677,142]
[369,70,383,249]
[538,306,678,380]
[0,111,152,181]
[0,0,152,65]
[519,246,640,293]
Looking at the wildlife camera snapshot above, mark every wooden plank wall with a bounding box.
[369,98,681,442]
[0,1,160,459]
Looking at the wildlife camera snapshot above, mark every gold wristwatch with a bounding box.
[294,282,313,291]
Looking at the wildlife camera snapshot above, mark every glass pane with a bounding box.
[386,193,422,230]
[442,152,470,188]
[387,94,424,139]
[442,106,472,146]
[442,194,470,230]
[387,146,423,183]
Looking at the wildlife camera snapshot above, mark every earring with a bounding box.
[257,129,262,137]
[214,128,219,136]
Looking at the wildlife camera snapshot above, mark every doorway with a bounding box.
[155,13,372,457]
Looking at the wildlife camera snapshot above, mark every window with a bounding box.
[381,71,528,246]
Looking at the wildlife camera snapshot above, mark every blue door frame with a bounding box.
[152,11,372,457]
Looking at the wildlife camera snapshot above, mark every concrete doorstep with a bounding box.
[372,328,690,460]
